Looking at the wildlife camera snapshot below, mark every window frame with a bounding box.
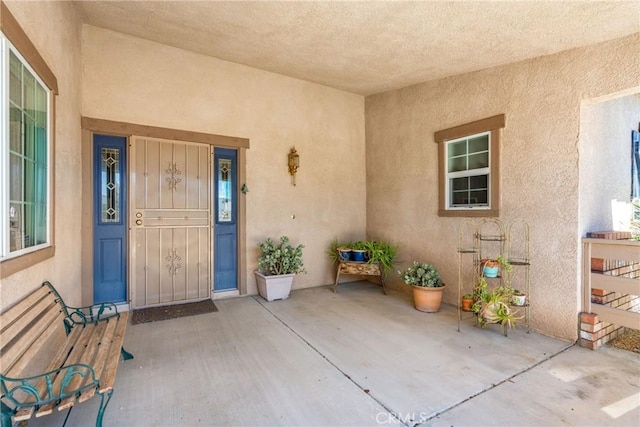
[1,2,58,279]
[445,131,491,210]
[434,114,505,217]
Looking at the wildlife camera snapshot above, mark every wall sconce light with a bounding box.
[288,147,299,186]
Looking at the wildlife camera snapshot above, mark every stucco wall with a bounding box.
[579,93,640,235]
[81,25,366,295]
[365,34,640,341]
[1,1,83,310]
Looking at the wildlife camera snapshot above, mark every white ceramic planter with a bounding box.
[512,294,526,306]
[254,271,295,301]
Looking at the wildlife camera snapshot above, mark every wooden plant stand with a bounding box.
[333,261,387,294]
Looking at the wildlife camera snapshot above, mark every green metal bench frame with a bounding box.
[0,281,133,427]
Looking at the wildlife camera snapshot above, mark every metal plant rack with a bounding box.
[457,218,531,334]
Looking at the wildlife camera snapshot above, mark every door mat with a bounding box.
[131,299,218,325]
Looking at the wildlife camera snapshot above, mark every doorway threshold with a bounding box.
[213,289,240,300]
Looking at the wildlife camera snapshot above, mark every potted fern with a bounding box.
[255,236,305,301]
[398,261,445,312]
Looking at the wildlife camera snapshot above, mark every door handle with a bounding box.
[135,219,142,226]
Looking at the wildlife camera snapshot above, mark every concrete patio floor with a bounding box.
[30,281,639,426]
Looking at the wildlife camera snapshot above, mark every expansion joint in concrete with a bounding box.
[254,296,410,427]
[415,342,576,425]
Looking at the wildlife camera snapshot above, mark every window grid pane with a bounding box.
[450,174,489,207]
[446,132,491,209]
[7,48,49,253]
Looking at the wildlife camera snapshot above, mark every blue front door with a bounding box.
[93,135,127,303]
[214,148,238,291]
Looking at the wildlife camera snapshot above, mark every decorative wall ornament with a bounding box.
[165,162,182,190]
[165,248,182,277]
[287,147,299,186]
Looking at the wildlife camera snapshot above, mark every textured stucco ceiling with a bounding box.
[73,1,640,95]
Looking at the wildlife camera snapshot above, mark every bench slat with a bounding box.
[60,319,118,409]
[0,290,59,354]
[8,325,82,405]
[13,322,79,421]
[78,316,120,403]
[57,321,109,410]
[13,406,35,422]
[0,286,52,332]
[1,308,64,376]
[97,312,129,394]
[35,322,105,417]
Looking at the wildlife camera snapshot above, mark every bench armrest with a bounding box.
[65,302,120,326]
[42,280,120,327]
[0,364,98,409]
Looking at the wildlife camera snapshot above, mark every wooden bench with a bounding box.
[0,281,133,427]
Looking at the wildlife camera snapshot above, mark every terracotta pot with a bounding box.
[412,284,446,312]
[461,297,473,312]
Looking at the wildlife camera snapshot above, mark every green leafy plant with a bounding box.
[476,290,520,329]
[362,240,398,278]
[257,236,305,276]
[398,261,443,287]
[352,241,368,251]
[327,239,353,264]
[328,239,398,277]
[496,255,513,275]
[472,255,521,331]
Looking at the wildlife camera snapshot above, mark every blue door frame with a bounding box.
[93,135,127,303]
[214,148,238,291]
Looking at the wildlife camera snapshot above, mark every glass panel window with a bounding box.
[2,36,51,259]
[445,131,491,210]
[217,159,232,222]
[100,148,121,223]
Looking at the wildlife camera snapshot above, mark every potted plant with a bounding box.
[351,241,368,262]
[481,259,500,278]
[461,293,474,311]
[472,256,521,332]
[327,239,353,262]
[398,261,445,312]
[362,240,398,279]
[512,289,526,306]
[255,236,305,301]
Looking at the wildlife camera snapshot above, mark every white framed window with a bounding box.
[445,131,490,209]
[1,33,52,262]
[434,115,505,217]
